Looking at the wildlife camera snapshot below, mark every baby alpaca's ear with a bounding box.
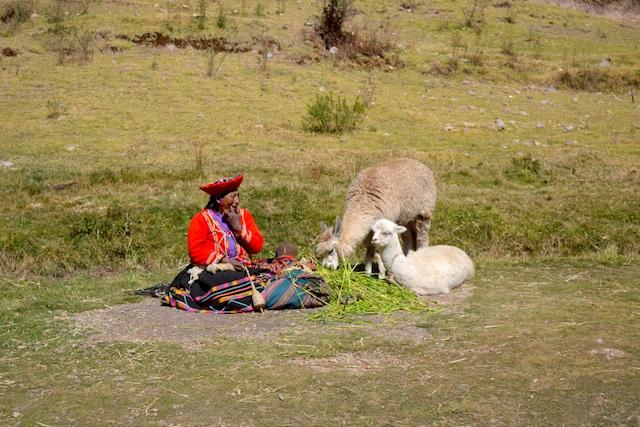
[396,225,407,234]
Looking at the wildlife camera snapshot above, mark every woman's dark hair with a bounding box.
[205,196,219,210]
[204,189,235,210]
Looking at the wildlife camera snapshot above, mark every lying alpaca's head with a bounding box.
[371,219,407,248]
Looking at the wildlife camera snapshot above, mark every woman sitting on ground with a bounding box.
[162,175,328,313]
[187,174,263,271]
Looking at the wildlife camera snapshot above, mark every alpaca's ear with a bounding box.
[320,221,328,233]
[396,225,407,234]
[333,216,342,237]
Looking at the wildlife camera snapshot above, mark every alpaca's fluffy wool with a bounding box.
[371,218,474,295]
[316,158,437,275]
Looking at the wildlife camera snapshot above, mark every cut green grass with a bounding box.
[313,266,435,321]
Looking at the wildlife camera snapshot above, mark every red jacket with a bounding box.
[187,208,263,266]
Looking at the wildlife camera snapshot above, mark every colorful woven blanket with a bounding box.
[162,267,330,314]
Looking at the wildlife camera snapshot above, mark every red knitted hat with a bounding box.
[199,175,243,197]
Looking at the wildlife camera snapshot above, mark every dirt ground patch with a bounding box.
[116,32,256,52]
[535,0,640,24]
[73,286,474,348]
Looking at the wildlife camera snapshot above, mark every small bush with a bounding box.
[348,20,397,61]
[302,92,366,134]
[463,0,488,31]
[427,56,459,76]
[46,0,70,24]
[1,0,34,25]
[316,0,353,49]
[77,0,99,15]
[554,67,640,92]
[45,25,95,64]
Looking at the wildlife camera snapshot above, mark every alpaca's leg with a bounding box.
[402,220,416,254]
[373,251,386,279]
[415,213,432,248]
[364,244,374,275]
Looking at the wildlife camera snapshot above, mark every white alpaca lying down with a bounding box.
[371,218,474,295]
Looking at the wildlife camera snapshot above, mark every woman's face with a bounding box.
[218,191,239,212]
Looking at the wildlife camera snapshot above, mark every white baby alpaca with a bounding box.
[371,219,474,295]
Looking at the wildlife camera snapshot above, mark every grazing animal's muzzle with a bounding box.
[322,251,339,269]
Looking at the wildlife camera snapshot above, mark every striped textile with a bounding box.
[262,270,330,310]
[162,274,270,314]
[162,269,330,314]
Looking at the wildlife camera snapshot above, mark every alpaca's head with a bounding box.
[371,218,406,248]
[315,217,342,269]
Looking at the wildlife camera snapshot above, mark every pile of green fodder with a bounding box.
[312,265,434,321]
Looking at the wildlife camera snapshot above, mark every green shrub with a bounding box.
[44,25,95,64]
[302,92,366,134]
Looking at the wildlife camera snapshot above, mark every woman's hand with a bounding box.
[223,206,242,234]
[221,256,244,271]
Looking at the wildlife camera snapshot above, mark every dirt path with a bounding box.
[73,286,475,348]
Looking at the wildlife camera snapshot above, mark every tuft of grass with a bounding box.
[77,0,99,15]
[1,0,34,25]
[302,92,366,134]
[46,99,66,119]
[311,267,435,321]
[216,1,226,29]
[193,140,205,177]
[503,154,550,185]
[254,1,264,17]
[205,48,226,77]
[195,0,207,30]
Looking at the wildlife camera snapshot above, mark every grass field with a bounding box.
[1,0,639,424]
